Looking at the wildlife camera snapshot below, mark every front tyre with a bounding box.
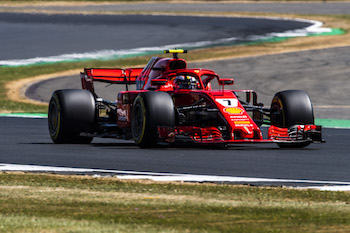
[270,90,314,128]
[270,90,314,148]
[131,91,175,148]
[48,89,95,144]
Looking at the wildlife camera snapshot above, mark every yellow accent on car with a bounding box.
[164,49,187,54]
[225,107,243,114]
[234,121,251,125]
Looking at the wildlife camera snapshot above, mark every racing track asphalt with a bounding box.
[0,13,310,60]
[1,6,350,186]
[0,116,349,186]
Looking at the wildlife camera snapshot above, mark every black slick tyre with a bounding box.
[48,89,95,144]
[131,91,175,148]
[270,90,314,148]
[270,90,314,128]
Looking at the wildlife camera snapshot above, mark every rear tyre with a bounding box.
[48,89,95,144]
[270,90,314,148]
[131,91,175,148]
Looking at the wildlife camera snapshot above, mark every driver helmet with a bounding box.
[174,75,198,89]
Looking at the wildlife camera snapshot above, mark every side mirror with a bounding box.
[218,78,234,85]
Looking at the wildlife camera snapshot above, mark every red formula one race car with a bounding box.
[48,49,324,148]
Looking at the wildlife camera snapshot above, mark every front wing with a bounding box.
[158,124,324,145]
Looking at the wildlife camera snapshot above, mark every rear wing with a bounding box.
[81,68,144,92]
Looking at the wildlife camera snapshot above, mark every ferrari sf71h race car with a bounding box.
[48,49,324,148]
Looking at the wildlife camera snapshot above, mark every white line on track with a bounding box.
[1,163,349,191]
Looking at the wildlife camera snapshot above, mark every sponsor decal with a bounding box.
[230,115,248,119]
[234,121,251,125]
[225,107,243,114]
[215,98,238,107]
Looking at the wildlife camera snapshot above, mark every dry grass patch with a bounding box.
[0,172,350,232]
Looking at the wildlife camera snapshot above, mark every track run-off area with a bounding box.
[1,2,350,190]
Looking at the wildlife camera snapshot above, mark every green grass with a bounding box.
[0,172,349,233]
